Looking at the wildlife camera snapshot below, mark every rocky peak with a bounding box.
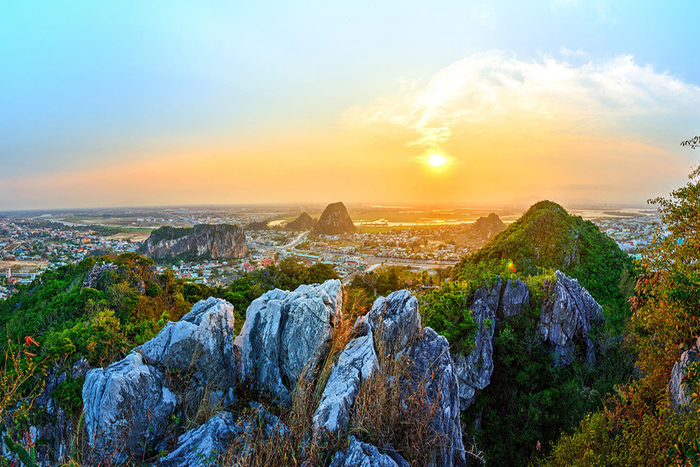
[314,202,356,235]
[668,337,700,413]
[471,213,507,241]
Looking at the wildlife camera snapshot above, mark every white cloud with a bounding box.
[341,51,700,148]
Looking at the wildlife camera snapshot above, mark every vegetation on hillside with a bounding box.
[544,166,700,466]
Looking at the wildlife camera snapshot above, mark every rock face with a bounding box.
[408,327,466,467]
[285,212,317,231]
[82,262,118,289]
[538,271,603,366]
[313,318,378,434]
[234,280,343,403]
[501,278,530,319]
[454,290,497,411]
[160,403,287,467]
[141,224,247,260]
[82,352,177,462]
[367,289,422,354]
[314,202,356,235]
[329,436,409,467]
[138,297,237,401]
[669,337,700,413]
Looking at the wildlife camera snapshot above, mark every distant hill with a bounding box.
[456,200,633,315]
[285,212,316,231]
[314,202,356,235]
[453,213,507,250]
[141,224,247,260]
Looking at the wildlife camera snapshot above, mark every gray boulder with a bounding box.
[329,436,409,467]
[313,318,378,434]
[408,327,466,467]
[29,368,72,466]
[669,337,700,413]
[501,279,530,319]
[234,280,343,403]
[83,352,177,462]
[538,271,603,366]
[453,298,495,411]
[367,290,421,354]
[138,297,236,394]
[159,412,238,467]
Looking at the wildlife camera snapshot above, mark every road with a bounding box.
[273,231,309,250]
[341,257,458,285]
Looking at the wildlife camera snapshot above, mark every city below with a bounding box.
[0,203,659,301]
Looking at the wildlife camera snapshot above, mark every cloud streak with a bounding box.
[342,52,700,148]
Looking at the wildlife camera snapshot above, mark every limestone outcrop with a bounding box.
[141,224,247,260]
[137,297,236,398]
[234,280,343,403]
[538,271,603,366]
[82,352,177,462]
[367,289,422,354]
[668,337,700,413]
[329,436,410,467]
[408,327,466,467]
[313,318,378,434]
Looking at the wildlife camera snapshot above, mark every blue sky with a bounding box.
[1,1,699,209]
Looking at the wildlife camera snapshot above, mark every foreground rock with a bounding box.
[138,297,236,401]
[329,436,409,467]
[160,404,287,467]
[83,352,177,462]
[313,318,378,434]
[669,337,700,413]
[408,327,466,467]
[234,280,343,403]
[367,289,422,354]
[141,224,247,260]
[538,271,603,366]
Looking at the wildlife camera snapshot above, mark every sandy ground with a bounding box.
[107,231,151,242]
[0,260,49,273]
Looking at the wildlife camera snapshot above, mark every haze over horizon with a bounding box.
[2,1,699,210]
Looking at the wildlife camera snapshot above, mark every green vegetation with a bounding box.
[458,200,634,330]
[544,166,700,466]
[144,225,193,244]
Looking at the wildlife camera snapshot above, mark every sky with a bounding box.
[1,0,700,210]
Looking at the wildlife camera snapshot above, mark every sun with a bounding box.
[428,154,447,167]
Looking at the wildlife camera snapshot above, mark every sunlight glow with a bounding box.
[428,154,447,167]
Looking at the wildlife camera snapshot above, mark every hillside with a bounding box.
[457,200,633,322]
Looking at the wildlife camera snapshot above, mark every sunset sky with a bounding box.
[2,1,699,210]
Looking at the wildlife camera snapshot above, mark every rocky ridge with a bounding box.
[140,224,247,260]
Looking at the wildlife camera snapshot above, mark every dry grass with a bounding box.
[349,337,446,466]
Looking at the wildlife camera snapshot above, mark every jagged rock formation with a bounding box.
[82,297,236,462]
[453,277,530,410]
[314,202,356,235]
[137,297,237,403]
[313,317,378,434]
[538,271,603,366]
[140,224,247,260]
[82,262,118,288]
[160,404,287,467]
[284,212,317,231]
[668,337,700,413]
[367,289,422,354]
[408,327,466,467]
[234,280,343,403]
[329,436,410,467]
[82,352,178,462]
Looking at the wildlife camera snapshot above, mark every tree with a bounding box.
[681,135,700,149]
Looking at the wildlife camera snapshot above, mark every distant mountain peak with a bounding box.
[314,202,356,235]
